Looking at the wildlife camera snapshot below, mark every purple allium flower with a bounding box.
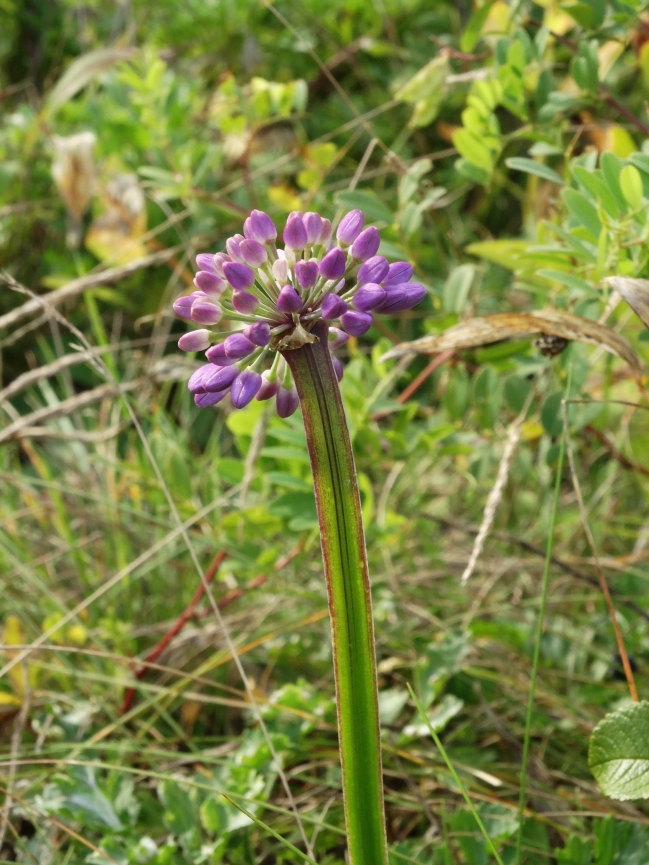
[340,310,373,336]
[319,247,346,280]
[240,239,268,268]
[283,212,308,250]
[351,227,380,262]
[178,329,211,352]
[383,261,413,287]
[276,386,299,418]
[223,262,255,291]
[231,369,262,408]
[191,299,222,325]
[244,209,277,244]
[224,333,256,359]
[336,209,364,245]
[295,260,319,289]
[304,212,323,244]
[174,206,426,415]
[321,293,348,319]
[256,370,280,400]
[358,256,389,286]
[277,285,303,313]
[352,283,386,312]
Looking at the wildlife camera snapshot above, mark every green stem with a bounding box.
[283,321,388,865]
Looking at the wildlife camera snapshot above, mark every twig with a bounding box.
[397,351,454,404]
[585,424,649,479]
[561,399,639,702]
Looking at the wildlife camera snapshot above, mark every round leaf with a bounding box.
[589,701,649,800]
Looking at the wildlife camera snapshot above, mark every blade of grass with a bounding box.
[407,683,504,865]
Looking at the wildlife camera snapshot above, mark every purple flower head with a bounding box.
[231,370,262,408]
[240,239,268,268]
[276,386,299,418]
[224,333,256,359]
[351,226,380,261]
[196,253,217,273]
[352,283,386,311]
[244,209,277,244]
[358,256,389,286]
[256,370,280,401]
[194,271,226,295]
[243,321,271,346]
[340,310,373,336]
[304,212,323,244]
[295,260,319,289]
[178,329,211,352]
[336,209,364,245]
[174,206,426,414]
[204,364,240,392]
[223,261,255,291]
[283,212,308,250]
[383,261,413,287]
[320,293,348,320]
[191,298,222,325]
[195,390,228,408]
[277,285,303,313]
[232,290,260,314]
[319,247,346,280]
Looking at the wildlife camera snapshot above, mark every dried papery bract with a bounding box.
[51,131,97,248]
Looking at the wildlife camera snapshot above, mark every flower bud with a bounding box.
[243,321,271,346]
[304,211,323,244]
[272,257,288,282]
[196,253,217,273]
[319,247,346,280]
[283,213,308,250]
[383,261,413,287]
[173,293,200,320]
[277,285,303,313]
[332,356,344,382]
[212,252,232,278]
[231,369,262,408]
[319,218,332,247]
[231,290,259,314]
[240,238,268,268]
[376,283,427,313]
[194,271,226,295]
[224,332,256,359]
[223,261,255,290]
[328,327,349,350]
[195,389,228,407]
[320,292,348,319]
[357,255,389,286]
[352,283,386,311]
[206,344,238,366]
[226,236,245,263]
[191,298,223,325]
[340,310,373,336]
[276,386,299,418]
[336,209,364,245]
[188,363,213,394]
[351,226,380,261]
[244,209,277,244]
[178,329,211,352]
[295,259,319,289]
[204,364,240,392]
[256,369,280,400]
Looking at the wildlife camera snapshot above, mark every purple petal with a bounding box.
[245,209,277,244]
[173,293,200,320]
[277,285,303,313]
[223,261,255,290]
[320,292,348,319]
[336,209,364,245]
[240,239,268,268]
[231,369,262,408]
[276,386,299,418]
[304,212,323,244]
[319,218,332,247]
[243,321,271,346]
[196,253,217,273]
[352,283,386,311]
[191,299,222,325]
[224,333,256,359]
[213,252,232,278]
[376,282,427,313]
[256,370,280,401]
[283,212,308,250]
[340,310,373,336]
[319,247,346,280]
[188,363,214,394]
[195,389,228,407]
[206,344,238,366]
[350,226,380,261]
[231,290,260,314]
[178,329,211,352]
[194,271,226,295]
[383,261,414,287]
[358,255,389,285]
[328,327,349,350]
[295,260,319,289]
[226,237,245,263]
[204,364,240,392]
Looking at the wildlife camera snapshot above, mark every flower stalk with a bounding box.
[283,320,388,865]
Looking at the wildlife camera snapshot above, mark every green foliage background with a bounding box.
[2,0,649,862]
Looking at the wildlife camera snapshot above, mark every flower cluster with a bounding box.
[173,208,426,415]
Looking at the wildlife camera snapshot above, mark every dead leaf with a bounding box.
[606,276,649,330]
[51,131,97,246]
[85,172,148,264]
[381,309,642,375]
[44,48,135,118]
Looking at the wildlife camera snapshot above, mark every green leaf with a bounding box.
[335,190,393,225]
[444,264,475,313]
[504,375,531,413]
[394,55,449,103]
[541,392,564,437]
[453,129,494,172]
[562,188,602,239]
[620,165,643,209]
[537,269,597,296]
[589,701,649,800]
[460,0,498,52]
[571,166,621,219]
[506,157,564,185]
